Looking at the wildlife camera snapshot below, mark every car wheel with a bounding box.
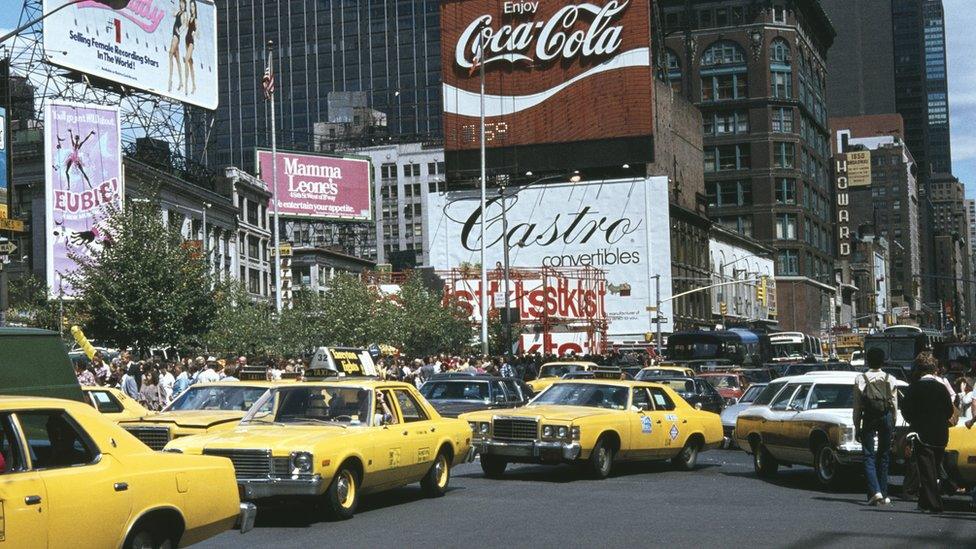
[753,441,779,477]
[324,465,359,520]
[124,523,174,549]
[672,440,700,470]
[588,437,614,479]
[480,454,508,478]
[814,444,842,488]
[421,450,451,497]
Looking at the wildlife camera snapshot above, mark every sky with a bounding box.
[1,3,976,194]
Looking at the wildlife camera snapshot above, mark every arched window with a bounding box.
[666,49,683,93]
[769,38,792,99]
[699,41,747,102]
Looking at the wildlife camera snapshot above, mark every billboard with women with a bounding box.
[44,101,123,299]
[43,0,218,109]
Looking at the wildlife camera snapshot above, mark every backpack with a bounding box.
[860,372,894,417]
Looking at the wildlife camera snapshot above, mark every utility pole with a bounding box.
[499,185,512,355]
[478,30,488,355]
[654,274,662,352]
[267,41,282,314]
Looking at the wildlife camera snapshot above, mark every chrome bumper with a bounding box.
[474,439,582,462]
[835,446,864,465]
[465,445,476,463]
[238,475,324,500]
[236,503,257,533]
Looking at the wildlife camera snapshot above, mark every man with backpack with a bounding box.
[853,347,898,506]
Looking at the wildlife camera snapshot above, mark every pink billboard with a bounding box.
[256,150,372,221]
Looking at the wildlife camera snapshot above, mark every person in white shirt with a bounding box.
[196,361,221,384]
[159,363,176,407]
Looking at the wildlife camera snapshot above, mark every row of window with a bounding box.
[379,161,444,180]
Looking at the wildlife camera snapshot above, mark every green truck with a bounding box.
[0,327,85,401]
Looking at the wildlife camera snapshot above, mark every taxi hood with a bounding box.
[165,423,364,453]
[465,405,618,423]
[121,409,246,429]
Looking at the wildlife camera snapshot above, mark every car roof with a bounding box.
[773,371,908,386]
[429,373,519,381]
[285,379,417,390]
[0,395,89,408]
[187,381,285,388]
[542,361,599,367]
[698,372,741,377]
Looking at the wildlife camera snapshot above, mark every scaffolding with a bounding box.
[437,266,609,355]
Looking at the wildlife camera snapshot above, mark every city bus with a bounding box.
[768,332,825,363]
[665,329,770,369]
[864,325,945,372]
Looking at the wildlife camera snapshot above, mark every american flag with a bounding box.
[262,61,275,100]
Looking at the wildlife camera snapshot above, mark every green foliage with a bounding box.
[69,201,217,352]
[5,275,64,330]
[202,281,280,357]
[394,273,473,357]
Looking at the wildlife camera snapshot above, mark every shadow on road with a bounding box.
[720,469,864,495]
[250,486,464,528]
[456,460,721,483]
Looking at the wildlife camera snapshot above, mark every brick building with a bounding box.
[659,0,836,337]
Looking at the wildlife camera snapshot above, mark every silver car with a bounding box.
[720,382,772,449]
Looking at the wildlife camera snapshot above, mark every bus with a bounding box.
[864,326,945,372]
[665,329,770,369]
[768,332,825,363]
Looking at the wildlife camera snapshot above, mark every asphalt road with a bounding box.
[198,449,976,548]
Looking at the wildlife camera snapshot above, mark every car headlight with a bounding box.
[571,427,580,440]
[291,451,313,473]
[557,426,568,439]
[542,425,553,438]
[468,421,478,433]
[479,422,490,435]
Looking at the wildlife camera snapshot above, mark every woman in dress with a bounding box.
[183,0,198,94]
[168,0,186,92]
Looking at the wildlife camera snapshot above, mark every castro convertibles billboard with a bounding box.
[441,0,655,179]
[426,177,673,337]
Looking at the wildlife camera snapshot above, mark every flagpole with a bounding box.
[478,30,489,356]
[268,40,282,314]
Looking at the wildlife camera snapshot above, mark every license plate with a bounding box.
[492,445,533,457]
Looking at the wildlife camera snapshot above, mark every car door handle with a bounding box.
[430,427,436,433]
[656,420,663,424]
[25,495,41,505]
[402,430,409,436]
[682,420,688,424]
[114,482,129,492]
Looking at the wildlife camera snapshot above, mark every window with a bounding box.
[18,411,97,469]
[778,249,799,275]
[788,384,812,410]
[772,107,794,132]
[87,390,124,414]
[394,390,429,423]
[380,163,396,179]
[772,5,787,24]
[775,178,796,204]
[706,180,751,207]
[776,214,796,240]
[705,145,751,172]
[649,388,676,411]
[717,216,753,237]
[771,71,792,98]
[769,383,801,410]
[774,142,795,169]
[700,41,747,102]
[705,110,749,135]
[632,388,653,411]
[666,49,682,93]
[808,384,854,409]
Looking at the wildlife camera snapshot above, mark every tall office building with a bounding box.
[193,0,443,172]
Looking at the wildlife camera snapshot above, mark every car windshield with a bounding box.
[751,382,786,406]
[739,384,766,403]
[420,381,489,402]
[167,385,269,412]
[655,379,695,395]
[703,375,739,389]
[242,386,372,426]
[635,369,679,380]
[782,364,823,377]
[539,364,584,378]
[531,383,628,410]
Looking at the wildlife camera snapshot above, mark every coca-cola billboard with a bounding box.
[441,0,655,179]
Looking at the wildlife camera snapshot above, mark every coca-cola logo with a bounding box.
[454,0,629,70]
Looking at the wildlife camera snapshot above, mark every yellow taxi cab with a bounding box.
[118,381,281,450]
[527,361,600,394]
[165,380,474,520]
[0,396,254,548]
[460,379,723,479]
[637,365,697,379]
[81,385,152,423]
[945,423,976,489]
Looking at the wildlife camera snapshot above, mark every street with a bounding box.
[200,450,976,548]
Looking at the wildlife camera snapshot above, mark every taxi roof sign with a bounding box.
[308,347,378,379]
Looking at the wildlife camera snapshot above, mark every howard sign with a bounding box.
[441,0,655,178]
[426,177,673,337]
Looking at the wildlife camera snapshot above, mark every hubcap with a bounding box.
[337,471,355,507]
[598,448,608,470]
[819,448,836,480]
[436,456,448,487]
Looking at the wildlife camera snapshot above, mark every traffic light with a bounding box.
[757,276,767,305]
[720,302,728,316]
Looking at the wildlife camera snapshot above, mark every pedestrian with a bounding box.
[91,352,110,386]
[901,351,955,514]
[173,363,190,397]
[121,363,141,400]
[140,369,162,411]
[221,364,240,382]
[75,361,96,386]
[853,347,897,506]
[196,360,221,384]
[159,362,176,407]
[501,355,516,378]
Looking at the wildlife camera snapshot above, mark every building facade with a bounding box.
[660,0,836,337]
[223,167,273,300]
[929,173,973,328]
[194,0,442,172]
[709,225,776,326]
[348,142,445,268]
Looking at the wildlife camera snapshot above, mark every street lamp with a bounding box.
[0,0,130,45]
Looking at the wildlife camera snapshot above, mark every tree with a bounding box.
[202,281,279,358]
[279,274,378,351]
[69,201,217,353]
[394,273,473,357]
[6,275,67,330]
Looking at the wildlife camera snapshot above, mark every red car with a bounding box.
[698,372,749,404]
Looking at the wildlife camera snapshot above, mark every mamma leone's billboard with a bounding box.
[45,101,123,299]
[441,0,655,178]
[426,177,674,337]
[256,150,372,222]
[43,0,218,109]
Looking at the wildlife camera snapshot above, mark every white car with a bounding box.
[735,371,907,487]
[850,351,865,368]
